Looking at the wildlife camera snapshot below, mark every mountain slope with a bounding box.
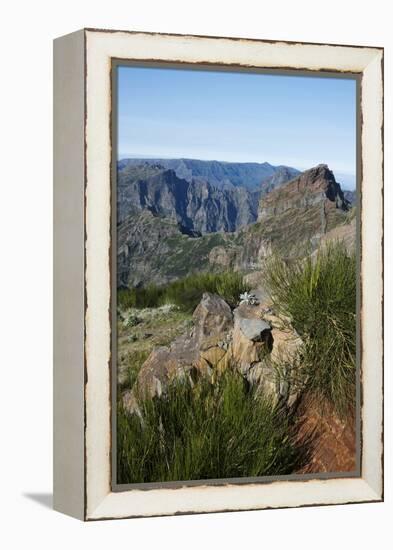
[258,164,349,220]
[117,165,353,287]
[259,165,301,194]
[117,210,229,287]
[118,164,259,233]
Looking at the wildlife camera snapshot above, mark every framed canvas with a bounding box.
[53,28,384,521]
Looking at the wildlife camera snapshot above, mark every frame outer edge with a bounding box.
[82,29,384,520]
[360,50,384,499]
[53,29,86,521]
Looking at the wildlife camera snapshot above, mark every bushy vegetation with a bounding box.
[118,271,250,313]
[118,285,165,310]
[264,242,356,417]
[117,369,304,484]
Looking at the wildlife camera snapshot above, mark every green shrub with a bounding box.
[118,272,250,314]
[162,271,250,312]
[118,288,136,310]
[135,284,166,308]
[117,369,304,484]
[264,242,356,417]
[118,285,166,310]
[216,272,251,309]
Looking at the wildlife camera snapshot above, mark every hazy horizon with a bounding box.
[118,66,357,189]
[118,154,356,190]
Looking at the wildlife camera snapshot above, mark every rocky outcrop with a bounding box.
[122,293,233,410]
[231,296,302,405]
[231,302,276,399]
[258,164,350,220]
[122,291,302,414]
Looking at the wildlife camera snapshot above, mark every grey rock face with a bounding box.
[117,159,301,235]
[117,165,259,233]
[237,317,272,342]
[192,292,233,339]
[260,165,300,195]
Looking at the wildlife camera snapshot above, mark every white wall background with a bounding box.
[1,1,391,548]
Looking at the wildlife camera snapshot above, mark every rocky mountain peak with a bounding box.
[258,164,350,221]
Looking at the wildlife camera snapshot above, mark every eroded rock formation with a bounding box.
[118,164,353,287]
[122,291,302,415]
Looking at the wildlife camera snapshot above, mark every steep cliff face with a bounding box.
[117,164,353,287]
[117,210,230,287]
[208,164,352,269]
[242,164,352,258]
[343,189,356,205]
[118,164,259,233]
[258,164,350,220]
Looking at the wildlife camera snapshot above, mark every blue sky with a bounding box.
[118,65,357,188]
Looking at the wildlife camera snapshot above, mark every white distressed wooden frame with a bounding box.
[53,28,383,521]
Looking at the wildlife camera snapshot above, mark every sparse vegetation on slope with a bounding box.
[117,305,193,390]
[117,369,304,484]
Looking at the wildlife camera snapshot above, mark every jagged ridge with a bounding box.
[118,164,259,234]
[117,164,353,287]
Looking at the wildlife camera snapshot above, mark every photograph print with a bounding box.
[114,64,358,486]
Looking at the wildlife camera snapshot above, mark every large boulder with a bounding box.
[231,297,303,406]
[192,292,233,340]
[122,293,233,412]
[231,302,276,399]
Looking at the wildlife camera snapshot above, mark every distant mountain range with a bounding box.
[117,162,355,288]
[117,158,301,234]
[118,158,300,192]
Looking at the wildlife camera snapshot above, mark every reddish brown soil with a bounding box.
[295,394,356,474]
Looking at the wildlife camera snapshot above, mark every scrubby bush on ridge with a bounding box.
[264,241,356,417]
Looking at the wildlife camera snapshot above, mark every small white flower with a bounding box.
[239,291,260,306]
